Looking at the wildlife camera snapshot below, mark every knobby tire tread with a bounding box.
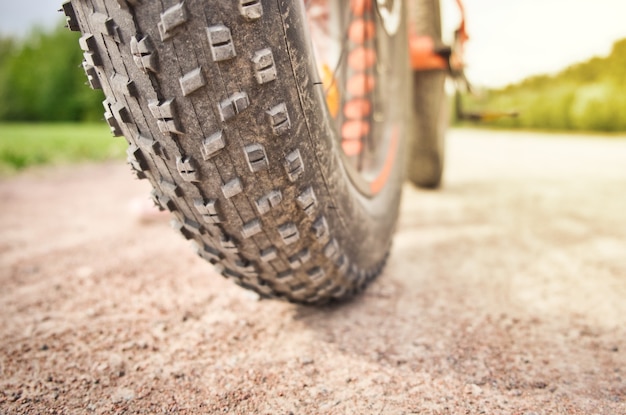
[63,0,404,304]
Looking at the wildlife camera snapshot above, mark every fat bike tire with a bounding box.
[408,0,448,189]
[62,0,410,304]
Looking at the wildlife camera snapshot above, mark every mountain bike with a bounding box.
[61,0,465,304]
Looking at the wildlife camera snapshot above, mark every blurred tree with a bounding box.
[462,38,626,132]
[0,38,16,62]
[606,38,626,84]
[0,22,103,122]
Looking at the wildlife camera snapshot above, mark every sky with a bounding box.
[2,0,626,88]
[446,0,626,87]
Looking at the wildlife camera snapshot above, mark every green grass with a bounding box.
[0,123,127,175]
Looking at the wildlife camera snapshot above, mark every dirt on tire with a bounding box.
[1,129,625,414]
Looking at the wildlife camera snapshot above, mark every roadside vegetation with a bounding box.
[0,123,126,175]
[0,23,103,122]
[0,22,123,175]
[462,38,626,132]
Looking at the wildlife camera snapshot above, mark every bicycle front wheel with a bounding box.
[63,0,411,303]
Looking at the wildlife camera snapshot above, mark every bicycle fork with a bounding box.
[409,0,518,122]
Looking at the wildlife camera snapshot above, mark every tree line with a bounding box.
[2,23,625,132]
[0,21,104,122]
[465,38,626,132]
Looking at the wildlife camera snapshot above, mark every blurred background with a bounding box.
[1,0,625,174]
[444,0,626,131]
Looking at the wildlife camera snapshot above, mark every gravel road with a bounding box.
[1,128,625,414]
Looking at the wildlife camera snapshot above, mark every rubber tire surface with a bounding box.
[407,0,448,189]
[63,0,410,304]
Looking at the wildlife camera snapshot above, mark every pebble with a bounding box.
[300,356,314,365]
[111,387,135,404]
[465,383,483,395]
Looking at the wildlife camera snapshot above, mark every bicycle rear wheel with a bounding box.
[408,0,448,188]
[63,0,410,303]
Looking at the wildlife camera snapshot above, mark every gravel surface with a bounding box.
[1,129,625,414]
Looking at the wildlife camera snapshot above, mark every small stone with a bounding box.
[170,367,185,379]
[108,354,126,377]
[242,290,261,302]
[464,383,482,395]
[95,363,108,372]
[76,266,94,278]
[300,356,314,365]
[111,387,134,403]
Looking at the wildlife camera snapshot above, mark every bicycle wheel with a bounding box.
[62,0,410,303]
[407,0,448,188]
